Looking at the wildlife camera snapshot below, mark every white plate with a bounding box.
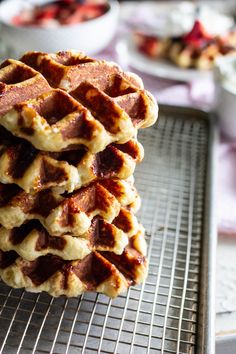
[117,36,213,82]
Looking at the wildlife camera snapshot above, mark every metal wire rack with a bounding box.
[0,105,216,354]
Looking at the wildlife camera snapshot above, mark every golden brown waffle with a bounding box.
[69,74,157,129]
[0,211,141,260]
[168,40,236,70]
[21,51,157,129]
[0,220,91,261]
[20,51,143,91]
[0,50,158,152]
[0,179,140,236]
[0,228,147,298]
[0,52,157,152]
[113,207,139,237]
[0,81,157,152]
[0,126,143,193]
[0,89,134,152]
[0,59,50,115]
[168,42,220,70]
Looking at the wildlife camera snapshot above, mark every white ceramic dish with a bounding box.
[214,55,236,139]
[117,35,212,82]
[0,0,119,56]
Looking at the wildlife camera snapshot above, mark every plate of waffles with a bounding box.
[118,19,236,82]
[0,49,158,298]
[117,35,211,82]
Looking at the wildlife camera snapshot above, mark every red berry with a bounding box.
[183,20,213,48]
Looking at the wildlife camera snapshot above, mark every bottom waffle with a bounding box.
[0,229,148,298]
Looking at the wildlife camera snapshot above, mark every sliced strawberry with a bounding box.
[34,5,59,21]
[11,0,107,27]
[138,35,160,58]
[58,7,74,22]
[58,0,76,5]
[61,4,106,24]
[61,6,83,24]
[12,8,34,26]
[12,15,24,26]
[183,20,213,48]
[77,4,107,21]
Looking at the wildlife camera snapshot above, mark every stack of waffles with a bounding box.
[0,51,158,298]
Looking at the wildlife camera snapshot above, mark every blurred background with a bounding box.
[0,0,235,353]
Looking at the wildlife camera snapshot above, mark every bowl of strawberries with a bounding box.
[0,0,119,55]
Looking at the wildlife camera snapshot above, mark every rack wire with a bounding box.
[0,105,215,354]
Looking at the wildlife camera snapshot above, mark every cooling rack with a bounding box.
[0,105,217,354]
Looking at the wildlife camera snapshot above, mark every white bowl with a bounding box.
[214,55,236,140]
[0,0,119,56]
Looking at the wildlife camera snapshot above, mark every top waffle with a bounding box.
[0,51,158,152]
[20,51,143,91]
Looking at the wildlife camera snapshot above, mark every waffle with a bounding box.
[0,50,158,153]
[168,41,224,70]
[0,209,141,261]
[21,51,157,130]
[134,27,236,70]
[0,80,157,152]
[0,59,50,115]
[0,179,140,236]
[20,50,143,91]
[171,43,235,70]
[0,228,148,297]
[0,220,91,261]
[0,52,158,152]
[0,126,143,193]
[113,207,139,238]
[69,73,157,129]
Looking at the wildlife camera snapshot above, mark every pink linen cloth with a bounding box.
[98,20,235,236]
[218,142,236,236]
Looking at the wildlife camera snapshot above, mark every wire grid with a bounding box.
[0,108,209,354]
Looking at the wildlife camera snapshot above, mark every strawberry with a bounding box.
[12,0,107,27]
[61,6,83,24]
[138,36,160,58]
[79,4,106,21]
[183,20,213,48]
[34,5,59,21]
[62,4,106,24]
